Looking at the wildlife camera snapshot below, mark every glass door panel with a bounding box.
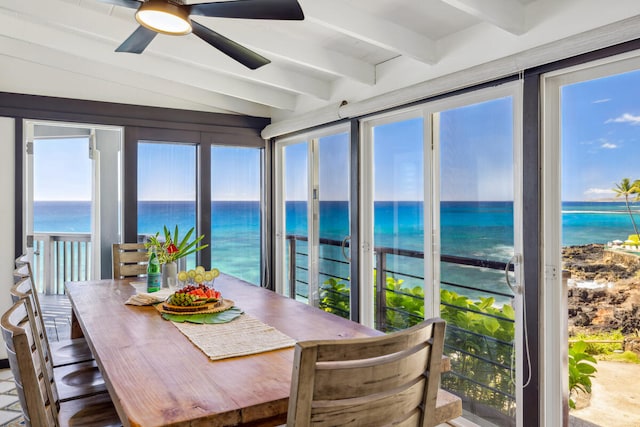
[437,95,519,426]
[31,136,93,293]
[317,133,350,318]
[210,146,261,285]
[283,141,309,300]
[371,118,425,331]
[137,142,197,268]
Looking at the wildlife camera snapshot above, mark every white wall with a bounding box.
[0,117,15,360]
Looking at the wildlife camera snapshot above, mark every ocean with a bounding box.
[33,200,640,292]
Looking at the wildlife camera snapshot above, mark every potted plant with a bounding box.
[145,225,208,288]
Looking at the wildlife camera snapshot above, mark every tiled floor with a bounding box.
[0,294,73,426]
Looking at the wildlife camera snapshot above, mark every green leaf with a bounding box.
[483,317,500,334]
[161,306,243,323]
[572,340,587,354]
[502,303,515,320]
[577,364,597,375]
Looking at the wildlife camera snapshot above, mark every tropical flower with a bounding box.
[145,225,208,264]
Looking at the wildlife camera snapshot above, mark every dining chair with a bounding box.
[112,243,148,279]
[287,318,453,427]
[13,257,95,367]
[11,275,108,402]
[1,298,122,427]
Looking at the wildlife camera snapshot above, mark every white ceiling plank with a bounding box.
[0,36,270,116]
[0,5,298,110]
[193,19,375,85]
[0,0,330,101]
[440,0,526,35]
[300,0,437,65]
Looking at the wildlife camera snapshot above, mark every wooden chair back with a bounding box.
[1,298,119,426]
[287,318,446,427]
[112,243,148,279]
[14,256,95,368]
[10,274,55,376]
[1,298,59,426]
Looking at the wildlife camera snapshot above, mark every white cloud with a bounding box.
[601,142,617,149]
[605,113,640,125]
[584,188,615,195]
[593,98,611,104]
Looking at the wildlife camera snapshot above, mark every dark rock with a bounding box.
[564,244,640,336]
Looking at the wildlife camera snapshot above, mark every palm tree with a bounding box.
[613,178,640,238]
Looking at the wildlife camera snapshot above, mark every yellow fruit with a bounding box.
[187,269,196,278]
[177,271,188,282]
[211,268,220,278]
[194,273,204,284]
[195,265,205,274]
[204,271,213,282]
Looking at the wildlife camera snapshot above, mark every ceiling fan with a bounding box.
[98,0,305,69]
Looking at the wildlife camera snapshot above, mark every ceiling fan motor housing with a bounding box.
[136,0,192,35]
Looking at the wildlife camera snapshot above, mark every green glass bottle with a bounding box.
[146,249,161,293]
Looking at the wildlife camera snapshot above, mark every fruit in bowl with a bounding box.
[165,283,222,307]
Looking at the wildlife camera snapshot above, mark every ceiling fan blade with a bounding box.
[191,21,270,69]
[190,0,304,20]
[95,0,141,9]
[191,20,270,69]
[115,26,158,54]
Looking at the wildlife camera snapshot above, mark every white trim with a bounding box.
[273,144,286,295]
[541,71,566,427]
[425,111,437,320]
[358,120,375,328]
[90,130,101,280]
[307,138,320,307]
[512,81,525,427]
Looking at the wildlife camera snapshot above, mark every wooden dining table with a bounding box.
[66,274,462,427]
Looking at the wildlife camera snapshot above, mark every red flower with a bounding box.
[167,243,179,255]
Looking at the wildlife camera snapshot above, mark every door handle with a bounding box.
[505,254,522,294]
[341,236,351,262]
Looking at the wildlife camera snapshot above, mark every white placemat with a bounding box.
[172,314,296,361]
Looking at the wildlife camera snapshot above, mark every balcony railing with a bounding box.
[286,234,517,425]
[32,233,92,294]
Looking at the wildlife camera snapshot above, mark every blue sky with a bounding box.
[34,67,640,203]
[562,69,640,201]
[35,142,260,201]
[33,137,92,201]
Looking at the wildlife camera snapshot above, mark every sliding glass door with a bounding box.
[275,126,351,315]
[432,86,523,427]
[358,82,523,426]
[360,113,427,329]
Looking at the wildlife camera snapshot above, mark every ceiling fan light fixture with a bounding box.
[135,0,191,35]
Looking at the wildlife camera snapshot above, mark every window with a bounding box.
[210,146,262,285]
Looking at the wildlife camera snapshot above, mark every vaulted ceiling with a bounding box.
[1,0,640,127]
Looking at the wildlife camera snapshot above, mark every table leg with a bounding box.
[70,309,84,339]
